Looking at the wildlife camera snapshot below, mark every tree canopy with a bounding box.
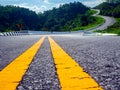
[95,2,120,17]
[0,5,39,32]
[106,0,120,3]
[0,2,96,32]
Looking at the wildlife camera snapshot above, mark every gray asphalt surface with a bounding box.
[89,15,116,32]
[17,38,60,90]
[0,35,120,90]
[88,9,116,32]
[52,35,120,90]
[95,15,116,30]
[0,35,42,71]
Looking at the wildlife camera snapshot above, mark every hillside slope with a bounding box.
[0,5,39,32]
[95,2,120,35]
[95,2,120,17]
[0,2,98,32]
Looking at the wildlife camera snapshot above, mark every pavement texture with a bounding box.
[0,35,120,90]
[0,35,42,71]
[17,38,60,90]
[51,35,120,90]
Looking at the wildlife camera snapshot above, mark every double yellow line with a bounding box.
[0,36,103,90]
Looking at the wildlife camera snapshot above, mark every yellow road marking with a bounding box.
[48,36,103,90]
[0,36,45,90]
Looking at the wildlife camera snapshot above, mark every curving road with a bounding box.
[89,9,116,32]
[0,9,119,90]
[0,9,116,36]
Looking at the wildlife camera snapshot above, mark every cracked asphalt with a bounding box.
[0,35,120,90]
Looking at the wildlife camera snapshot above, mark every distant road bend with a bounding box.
[90,9,116,32]
[0,9,116,36]
[27,9,116,35]
[0,9,119,90]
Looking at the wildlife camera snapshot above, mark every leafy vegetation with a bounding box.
[94,18,120,35]
[0,2,100,32]
[74,16,105,30]
[106,0,120,4]
[39,2,91,32]
[94,2,120,17]
[0,5,39,32]
[95,2,120,35]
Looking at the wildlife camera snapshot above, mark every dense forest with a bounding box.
[106,0,120,3]
[0,5,39,32]
[95,2,120,17]
[0,2,96,32]
[95,1,120,35]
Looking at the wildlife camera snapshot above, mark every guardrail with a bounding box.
[0,30,29,36]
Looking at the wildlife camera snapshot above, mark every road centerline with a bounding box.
[48,36,103,90]
[0,36,45,90]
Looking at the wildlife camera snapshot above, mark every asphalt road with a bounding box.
[0,35,42,71]
[0,35,120,90]
[52,35,120,90]
[89,9,116,32]
[91,15,116,31]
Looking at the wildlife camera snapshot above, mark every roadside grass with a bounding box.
[87,9,98,15]
[94,18,120,36]
[73,16,105,31]
[5,29,14,32]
